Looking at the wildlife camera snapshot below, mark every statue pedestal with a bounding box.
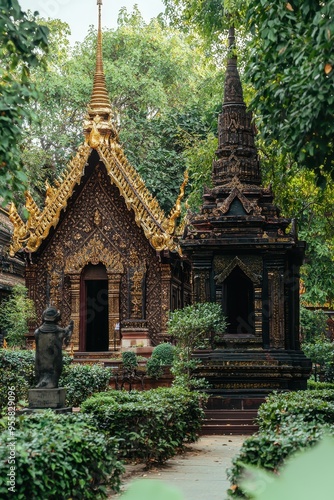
[28,387,67,409]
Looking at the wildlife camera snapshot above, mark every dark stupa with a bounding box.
[181,28,311,406]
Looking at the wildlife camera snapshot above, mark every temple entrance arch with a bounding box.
[222,266,255,334]
[80,263,109,351]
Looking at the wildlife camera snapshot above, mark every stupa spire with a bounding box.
[84,0,118,148]
[89,0,112,114]
[212,26,261,185]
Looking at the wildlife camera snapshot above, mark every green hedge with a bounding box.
[228,389,334,498]
[81,387,205,466]
[227,419,334,498]
[59,364,112,407]
[257,389,334,431]
[0,350,112,412]
[307,380,334,391]
[0,350,35,413]
[146,343,175,379]
[0,411,124,499]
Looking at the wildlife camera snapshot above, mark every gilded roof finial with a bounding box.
[84,0,118,147]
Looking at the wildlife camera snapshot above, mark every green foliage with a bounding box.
[59,364,112,407]
[0,349,35,414]
[152,342,175,365]
[302,338,334,381]
[0,350,111,412]
[20,11,222,213]
[168,302,227,346]
[228,420,334,498]
[122,351,138,370]
[240,437,334,500]
[168,302,227,388]
[0,0,49,203]
[0,285,36,347]
[122,479,184,500]
[228,388,334,497]
[257,390,334,432]
[246,0,334,179]
[259,146,334,307]
[81,387,205,466]
[146,343,175,379]
[0,411,124,498]
[300,307,328,342]
[163,0,248,42]
[307,380,334,391]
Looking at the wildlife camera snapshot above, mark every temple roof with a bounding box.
[9,1,186,257]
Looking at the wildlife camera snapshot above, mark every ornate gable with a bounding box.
[9,0,188,258]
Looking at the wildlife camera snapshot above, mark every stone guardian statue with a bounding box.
[35,306,73,389]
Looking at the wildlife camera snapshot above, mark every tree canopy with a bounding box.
[0,0,49,204]
[21,8,224,212]
[246,0,334,182]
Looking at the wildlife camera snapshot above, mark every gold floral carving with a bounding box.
[9,133,187,256]
[65,235,124,274]
[97,142,182,253]
[9,143,91,255]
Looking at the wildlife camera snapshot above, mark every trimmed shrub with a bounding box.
[0,350,112,411]
[228,388,334,498]
[0,411,124,498]
[81,387,206,466]
[59,363,112,407]
[146,343,175,379]
[307,380,334,391]
[0,349,35,414]
[257,390,334,432]
[227,420,334,498]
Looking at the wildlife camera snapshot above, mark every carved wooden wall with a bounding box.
[27,162,166,349]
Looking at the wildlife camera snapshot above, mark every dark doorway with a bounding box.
[81,264,109,351]
[223,266,254,334]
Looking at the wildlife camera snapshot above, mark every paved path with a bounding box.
[116,435,245,500]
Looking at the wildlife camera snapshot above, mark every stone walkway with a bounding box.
[114,435,245,499]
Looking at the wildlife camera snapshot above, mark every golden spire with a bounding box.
[89,0,112,114]
[84,0,118,148]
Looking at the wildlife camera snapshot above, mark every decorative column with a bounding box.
[160,263,171,334]
[69,274,80,351]
[25,263,38,343]
[107,272,122,350]
[268,268,285,349]
[192,255,212,303]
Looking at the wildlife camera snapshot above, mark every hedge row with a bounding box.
[0,349,112,412]
[81,387,206,466]
[257,389,334,431]
[227,389,334,498]
[0,411,124,499]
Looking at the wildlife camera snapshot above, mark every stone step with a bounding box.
[204,418,256,425]
[205,409,258,419]
[201,423,258,435]
[74,351,121,359]
[201,408,259,435]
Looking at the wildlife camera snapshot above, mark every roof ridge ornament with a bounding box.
[83,0,119,148]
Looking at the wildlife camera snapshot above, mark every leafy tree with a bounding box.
[300,306,328,343]
[168,302,227,388]
[21,9,223,212]
[0,0,48,204]
[246,0,334,180]
[0,284,36,347]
